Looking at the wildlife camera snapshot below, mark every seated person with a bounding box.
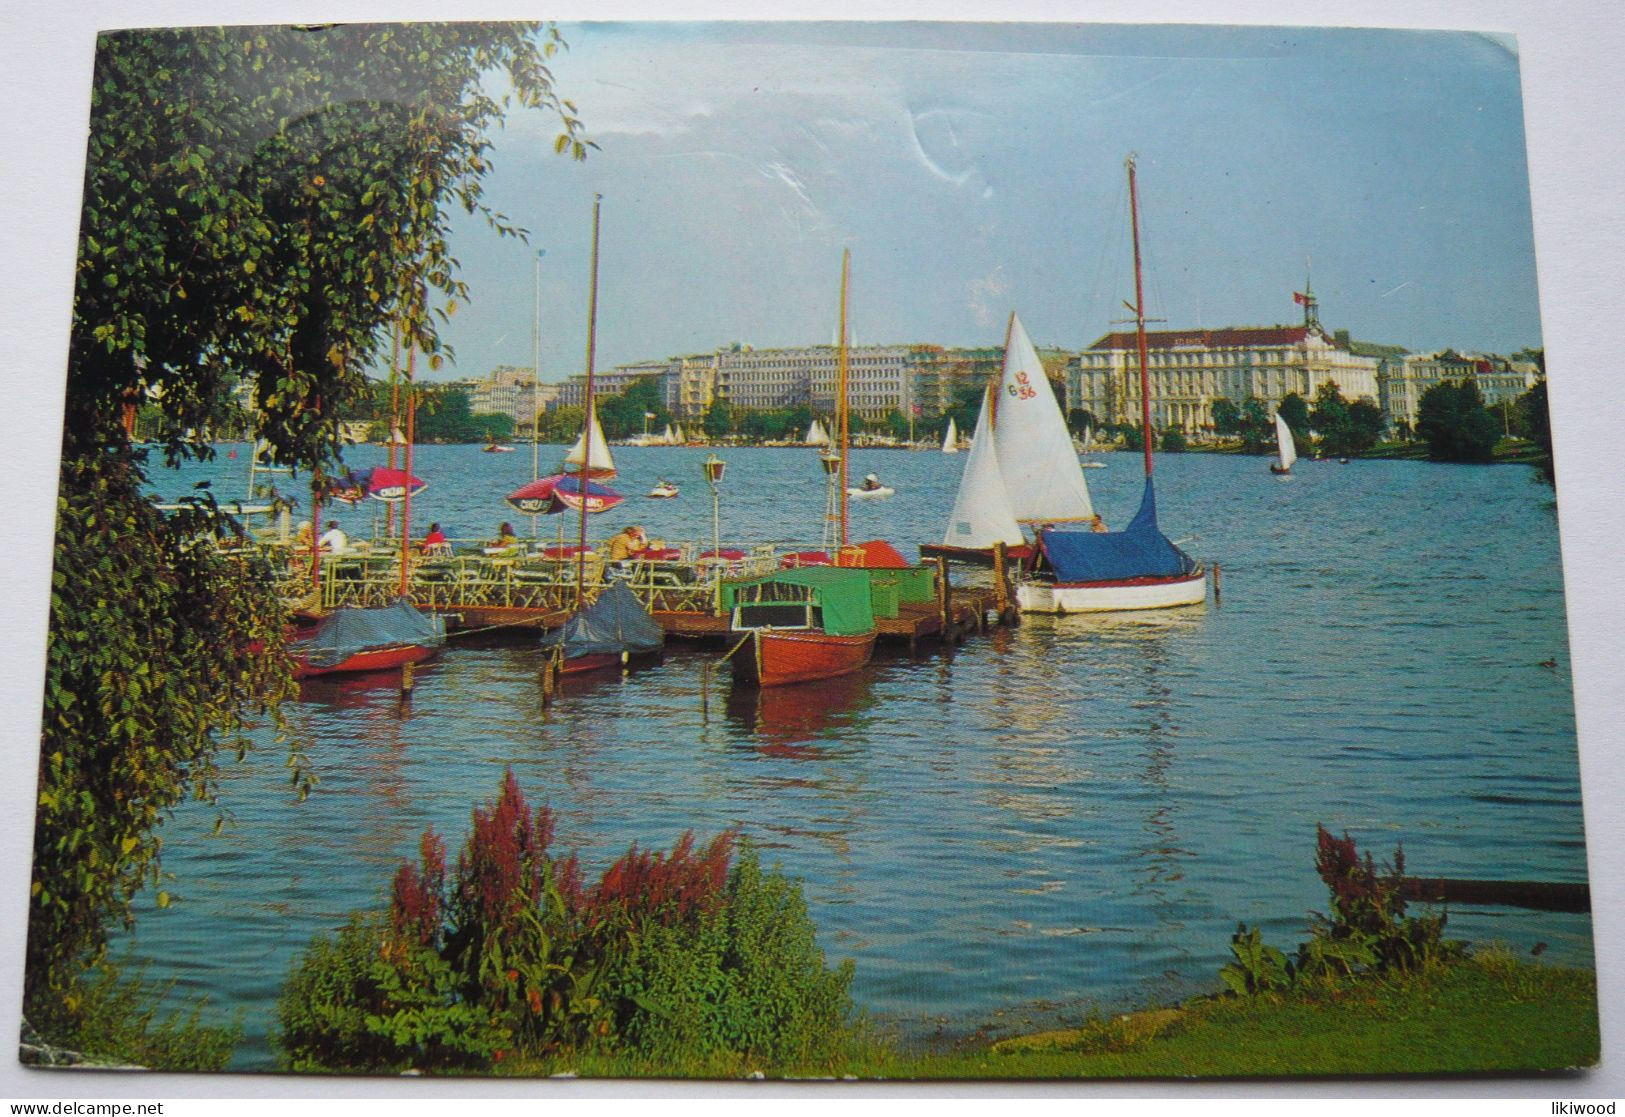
[420,522,450,555]
[861,473,883,491]
[317,520,348,555]
[1089,514,1109,533]
[294,520,314,549]
[607,524,648,562]
[488,521,519,550]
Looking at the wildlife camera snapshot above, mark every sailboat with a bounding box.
[941,417,959,454]
[542,194,663,675]
[293,339,446,677]
[805,418,831,447]
[728,249,876,687]
[1078,424,1107,468]
[922,311,1093,564]
[1015,156,1205,613]
[1270,411,1297,475]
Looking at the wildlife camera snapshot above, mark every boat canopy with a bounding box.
[1038,478,1198,583]
[721,567,876,636]
[541,581,665,659]
[300,599,446,669]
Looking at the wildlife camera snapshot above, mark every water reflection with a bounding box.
[724,670,875,751]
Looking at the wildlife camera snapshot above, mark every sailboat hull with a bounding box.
[1017,568,1207,613]
[732,629,876,687]
[293,642,439,679]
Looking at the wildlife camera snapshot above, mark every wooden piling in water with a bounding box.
[1400,876,1590,913]
[399,660,414,705]
[992,541,1009,618]
[934,556,951,640]
[1213,562,1223,605]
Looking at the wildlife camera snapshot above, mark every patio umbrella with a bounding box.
[506,474,624,516]
[332,466,427,504]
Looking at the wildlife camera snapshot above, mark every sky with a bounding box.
[429,22,1543,384]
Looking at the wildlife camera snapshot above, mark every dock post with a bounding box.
[992,542,1009,619]
[934,556,951,640]
[399,660,414,705]
[1213,562,1222,605]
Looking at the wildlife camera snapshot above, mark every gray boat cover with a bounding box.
[541,581,665,659]
[300,598,446,668]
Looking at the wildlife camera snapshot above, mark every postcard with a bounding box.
[15,18,1604,1083]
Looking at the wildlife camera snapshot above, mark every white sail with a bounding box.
[661,423,675,444]
[944,387,1024,548]
[1274,411,1297,471]
[1081,425,1094,453]
[806,418,831,447]
[564,398,617,478]
[993,313,1094,522]
[675,423,686,443]
[941,417,959,454]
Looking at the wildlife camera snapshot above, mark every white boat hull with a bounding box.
[847,486,894,500]
[1017,568,1207,613]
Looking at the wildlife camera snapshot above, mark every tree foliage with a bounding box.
[597,376,670,439]
[1416,379,1500,463]
[32,454,298,1026]
[72,23,587,470]
[1311,382,1385,457]
[1276,392,1310,443]
[35,22,585,1038]
[1519,378,1553,485]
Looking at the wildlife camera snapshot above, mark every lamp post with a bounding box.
[703,454,726,611]
[703,454,726,557]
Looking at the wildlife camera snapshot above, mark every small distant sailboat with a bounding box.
[1078,424,1107,467]
[661,423,677,445]
[484,431,515,453]
[647,479,680,499]
[806,418,831,448]
[941,417,959,454]
[1270,411,1296,475]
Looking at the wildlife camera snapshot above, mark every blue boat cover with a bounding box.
[1039,477,1198,583]
[541,580,666,659]
[301,598,446,668]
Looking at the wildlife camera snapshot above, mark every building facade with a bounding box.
[468,365,559,431]
[1379,351,1540,431]
[1068,297,1399,437]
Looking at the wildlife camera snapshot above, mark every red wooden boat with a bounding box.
[733,627,874,688]
[293,640,438,679]
[290,599,447,680]
[724,567,877,688]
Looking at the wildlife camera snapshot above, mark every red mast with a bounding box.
[1127,155,1154,479]
[837,248,851,551]
[398,343,417,596]
[575,194,602,610]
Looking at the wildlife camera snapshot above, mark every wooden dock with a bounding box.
[434,588,1009,647]
[278,543,1018,649]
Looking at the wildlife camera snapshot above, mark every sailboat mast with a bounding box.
[837,248,851,550]
[386,320,402,538]
[576,194,602,610]
[531,248,544,537]
[398,343,417,596]
[1127,155,1154,479]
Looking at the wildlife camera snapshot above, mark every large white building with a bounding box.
[1068,321,1385,434]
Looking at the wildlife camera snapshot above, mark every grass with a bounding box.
[882,950,1599,1079]
[478,951,1598,1080]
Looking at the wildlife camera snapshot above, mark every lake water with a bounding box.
[120,442,1593,1070]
